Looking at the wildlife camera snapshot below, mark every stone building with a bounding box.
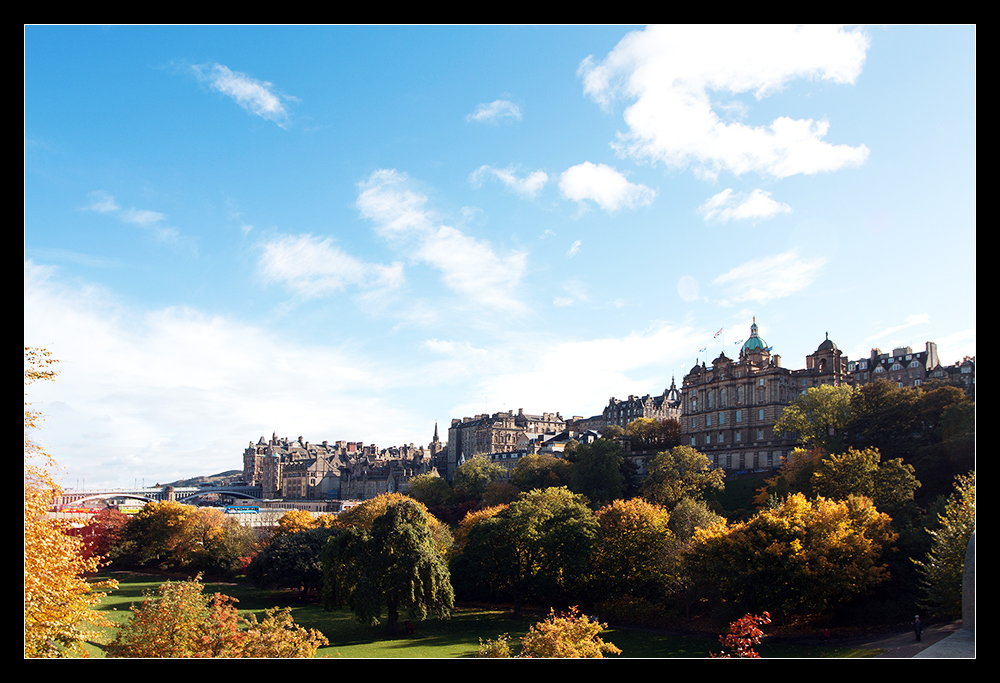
[848,342,975,398]
[680,319,848,472]
[603,378,682,429]
[446,408,566,480]
[242,431,439,501]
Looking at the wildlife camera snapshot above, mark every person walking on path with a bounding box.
[913,616,923,642]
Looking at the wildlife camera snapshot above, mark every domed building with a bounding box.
[680,319,849,472]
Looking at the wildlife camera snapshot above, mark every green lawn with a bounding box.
[84,573,880,658]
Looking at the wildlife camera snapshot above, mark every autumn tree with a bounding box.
[752,447,824,507]
[106,576,328,658]
[322,497,454,634]
[334,492,453,557]
[510,453,574,492]
[272,509,320,538]
[710,612,771,658]
[69,507,130,561]
[625,417,661,448]
[687,493,896,615]
[913,471,975,617]
[519,607,621,658]
[640,445,725,509]
[570,439,629,508]
[24,347,117,657]
[115,500,195,570]
[590,498,677,603]
[478,607,621,658]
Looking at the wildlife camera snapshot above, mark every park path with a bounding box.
[861,620,967,658]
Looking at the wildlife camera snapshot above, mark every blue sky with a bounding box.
[24,25,975,489]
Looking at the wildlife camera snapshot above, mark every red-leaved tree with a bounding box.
[710,612,771,658]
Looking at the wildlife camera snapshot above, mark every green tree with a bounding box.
[640,445,725,508]
[116,500,195,569]
[847,379,920,461]
[404,472,453,508]
[668,497,724,542]
[322,497,454,634]
[774,384,855,454]
[450,487,598,616]
[812,447,920,512]
[913,472,975,617]
[570,439,629,508]
[247,526,338,598]
[453,455,507,502]
[106,576,328,658]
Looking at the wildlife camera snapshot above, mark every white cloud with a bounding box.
[566,240,582,258]
[559,161,655,213]
[865,314,931,342]
[469,165,549,199]
[463,323,702,419]
[23,260,415,489]
[712,249,826,304]
[259,233,404,302]
[579,25,871,180]
[699,188,792,223]
[192,63,295,127]
[357,169,528,315]
[83,190,120,214]
[82,192,181,244]
[466,99,522,124]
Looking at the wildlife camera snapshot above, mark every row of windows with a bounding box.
[711,451,780,470]
[693,408,766,429]
[690,428,767,446]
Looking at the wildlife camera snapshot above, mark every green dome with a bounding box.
[741,319,767,355]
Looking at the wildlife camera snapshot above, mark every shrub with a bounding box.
[106,576,328,658]
[478,606,621,658]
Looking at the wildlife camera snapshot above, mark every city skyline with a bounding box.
[25,25,975,488]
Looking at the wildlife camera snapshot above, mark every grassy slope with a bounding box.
[83,573,878,658]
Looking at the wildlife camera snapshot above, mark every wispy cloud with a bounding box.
[713,249,826,304]
[192,63,296,127]
[865,314,931,342]
[259,233,404,304]
[553,277,588,308]
[469,165,548,199]
[559,161,655,213]
[579,25,871,180]
[466,99,522,124]
[699,188,792,223]
[566,240,582,258]
[82,191,181,244]
[357,169,528,315]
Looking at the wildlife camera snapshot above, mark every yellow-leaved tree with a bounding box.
[24,347,117,657]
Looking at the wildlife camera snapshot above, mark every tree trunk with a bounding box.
[386,600,399,634]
